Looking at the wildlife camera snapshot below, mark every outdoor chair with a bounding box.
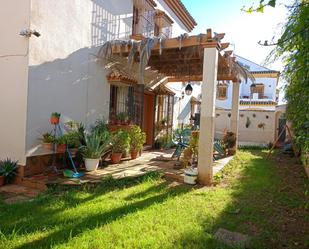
[171,128,192,160]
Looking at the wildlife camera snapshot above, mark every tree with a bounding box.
[246,1,309,156]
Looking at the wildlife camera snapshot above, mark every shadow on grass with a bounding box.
[0,172,192,249]
[172,150,309,249]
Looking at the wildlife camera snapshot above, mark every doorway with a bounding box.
[143,92,155,146]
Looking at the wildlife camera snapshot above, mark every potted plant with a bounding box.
[111,130,130,163]
[80,130,110,171]
[41,132,55,150]
[0,172,4,186]
[223,131,237,155]
[55,135,67,153]
[0,159,18,185]
[117,112,128,125]
[50,112,61,125]
[128,125,146,159]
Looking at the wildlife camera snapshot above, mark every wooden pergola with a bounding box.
[99,29,245,185]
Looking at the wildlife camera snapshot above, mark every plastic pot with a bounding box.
[84,158,100,171]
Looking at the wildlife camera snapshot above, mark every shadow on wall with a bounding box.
[26,0,134,152]
[178,99,191,124]
[91,0,132,47]
[26,47,109,151]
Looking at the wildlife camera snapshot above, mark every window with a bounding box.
[251,84,264,99]
[109,85,133,117]
[217,85,228,100]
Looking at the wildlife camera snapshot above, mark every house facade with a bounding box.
[0,0,196,165]
[168,55,283,145]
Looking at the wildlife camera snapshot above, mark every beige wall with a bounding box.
[26,0,133,151]
[0,0,31,165]
[215,109,276,145]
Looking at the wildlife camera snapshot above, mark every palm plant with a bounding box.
[0,159,18,184]
[80,130,111,159]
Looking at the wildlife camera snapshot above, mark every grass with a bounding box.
[0,150,308,249]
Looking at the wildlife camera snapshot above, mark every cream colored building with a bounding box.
[168,56,285,146]
[0,0,195,166]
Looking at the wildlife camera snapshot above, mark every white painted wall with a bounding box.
[240,77,277,100]
[0,0,31,165]
[26,0,133,151]
[215,109,276,145]
[155,0,190,36]
[215,82,233,109]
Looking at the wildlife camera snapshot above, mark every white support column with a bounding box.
[230,81,240,151]
[197,44,219,185]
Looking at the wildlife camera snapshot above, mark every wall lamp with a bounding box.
[19,28,41,37]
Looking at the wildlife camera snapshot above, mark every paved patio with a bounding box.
[0,150,233,204]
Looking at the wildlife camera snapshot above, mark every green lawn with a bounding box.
[0,150,308,249]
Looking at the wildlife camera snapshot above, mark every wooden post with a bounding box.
[197,40,219,186]
[230,81,240,152]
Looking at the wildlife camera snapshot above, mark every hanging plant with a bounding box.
[258,122,266,130]
[245,117,251,128]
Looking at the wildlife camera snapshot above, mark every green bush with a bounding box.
[128,125,146,152]
[80,130,111,159]
[111,130,130,154]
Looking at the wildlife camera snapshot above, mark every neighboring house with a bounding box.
[0,0,196,166]
[168,55,284,145]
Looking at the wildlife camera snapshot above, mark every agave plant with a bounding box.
[0,159,18,184]
[80,130,111,159]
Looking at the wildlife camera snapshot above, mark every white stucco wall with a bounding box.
[0,0,31,165]
[167,82,202,127]
[240,77,277,100]
[215,109,276,145]
[26,0,133,151]
[215,82,233,109]
[155,0,190,36]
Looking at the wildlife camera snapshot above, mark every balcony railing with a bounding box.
[132,11,155,38]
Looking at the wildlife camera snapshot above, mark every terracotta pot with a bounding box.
[0,176,4,186]
[57,144,66,153]
[228,148,236,156]
[130,150,138,159]
[111,153,122,164]
[42,143,53,150]
[50,117,60,125]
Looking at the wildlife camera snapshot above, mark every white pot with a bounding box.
[184,168,198,185]
[84,158,100,171]
[184,174,197,185]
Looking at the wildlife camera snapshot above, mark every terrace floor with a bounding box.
[0,150,232,204]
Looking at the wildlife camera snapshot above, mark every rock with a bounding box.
[214,228,251,248]
[4,195,31,204]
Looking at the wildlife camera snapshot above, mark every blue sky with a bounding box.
[181,0,290,71]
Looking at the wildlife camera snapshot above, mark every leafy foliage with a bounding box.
[0,159,18,184]
[80,130,111,159]
[41,132,55,143]
[223,131,237,149]
[268,1,309,154]
[128,125,146,151]
[111,130,130,153]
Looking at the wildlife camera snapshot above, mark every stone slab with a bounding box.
[214,228,251,248]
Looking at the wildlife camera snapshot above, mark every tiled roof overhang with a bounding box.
[163,0,197,32]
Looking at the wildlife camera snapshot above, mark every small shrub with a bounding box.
[0,159,18,184]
